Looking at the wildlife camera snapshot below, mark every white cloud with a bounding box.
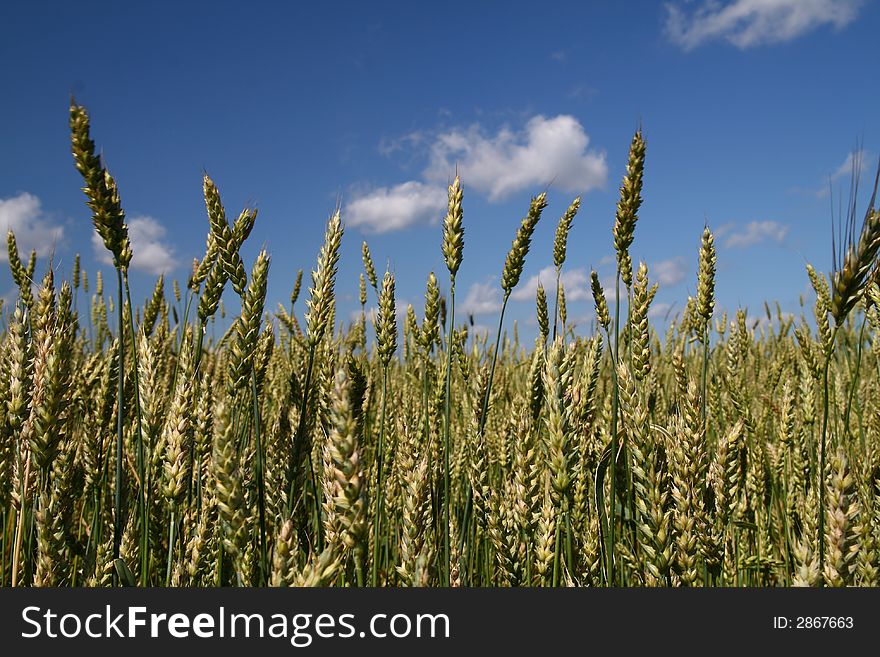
[460,279,502,316]
[0,192,64,262]
[468,323,492,338]
[830,151,863,182]
[378,131,425,157]
[599,275,621,304]
[92,215,179,275]
[648,302,674,320]
[353,114,606,233]
[568,313,596,329]
[653,257,687,287]
[1,286,19,306]
[349,299,409,324]
[345,181,447,233]
[815,150,876,197]
[718,220,788,248]
[510,266,590,302]
[425,115,607,201]
[665,0,863,50]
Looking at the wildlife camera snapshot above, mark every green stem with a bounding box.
[170,291,194,397]
[1,507,7,586]
[287,345,317,514]
[422,357,439,537]
[552,521,562,587]
[480,295,508,434]
[442,280,456,587]
[702,322,710,431]
[355,556,365,588]
[608,272,621,586]
[553,268,560,341]
[190,316,206,512]
[843,315,867,445]
[251,367,268,585]
[165,507,176,586]
[113,268,125,564]
[371,367,389,586]
[123,276,148,586]
[818,329,838,582]
[454,294,509,585]
[564,509,574,580]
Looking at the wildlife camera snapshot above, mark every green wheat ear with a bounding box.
[832,205,880,325]
[421,272,441,353]
[362,241,379,292]
[590,270,610,332]
[612,129,646,287]
[306,210,344,347]
[697,226,717,324]
[376,270,398,367]
[69,101,132,271]
[442,175,464,278]
[536,283,549,344]
[290,268,303,306]
[553,196,581,270]
[502,192,546,295]
[630,261,657,380]
[7,231,34,309]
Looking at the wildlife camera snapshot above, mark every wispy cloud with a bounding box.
[378,131,425,157]
[349,299,409,324]
[468,323,493,338]
[510,266,590,302]
[460,279,502,316]
[665,0,863,51]
[0,192,64,262]
[648,302,675,320]
[814,150,876,198]
[424,115,607,201]
[345,181,447,233]
[93,215,179,274]
[652,257,687,286]
[746,311,795,331]
[716,220,788,248]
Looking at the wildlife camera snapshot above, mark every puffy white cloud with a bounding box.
[652,257,687,287]
[460,279,502,316]
[425,115,607,201]
[510,266,590,302]
[718,220,788,248]
[92,215,179,275]
[665,0,863,50]
[0,192,64,262]
[353,115,606,233]
[345,181,447,233]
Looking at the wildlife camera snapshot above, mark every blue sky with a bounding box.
[1,0,878,339]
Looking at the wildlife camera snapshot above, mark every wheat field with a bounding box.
[1,102,879,588]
